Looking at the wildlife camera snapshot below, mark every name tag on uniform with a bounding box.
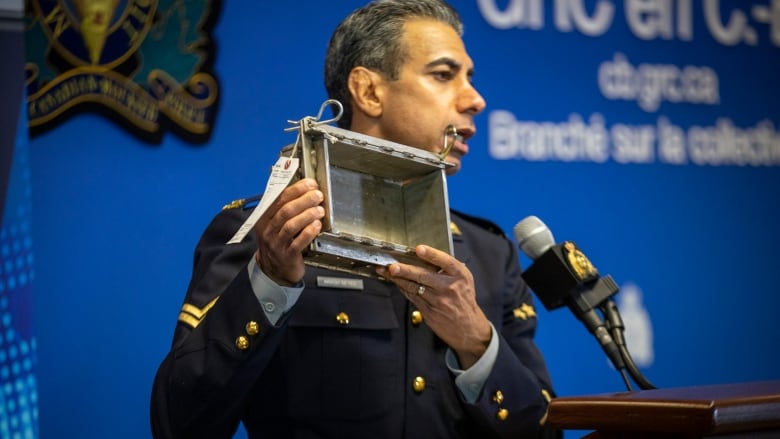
[317,276,364,291]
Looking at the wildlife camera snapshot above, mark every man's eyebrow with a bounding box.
[425,57,462,70]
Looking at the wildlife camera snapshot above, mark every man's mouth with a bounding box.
[455,125,475,141]
[451,127,474,157]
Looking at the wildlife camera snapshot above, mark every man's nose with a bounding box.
[459,82,486,115]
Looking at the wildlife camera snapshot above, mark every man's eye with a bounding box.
[433,71,454,81]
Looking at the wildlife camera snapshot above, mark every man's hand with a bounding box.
[254,178,324,286]
[377,245,492,369]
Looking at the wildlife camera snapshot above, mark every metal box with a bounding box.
[283,121,454,278]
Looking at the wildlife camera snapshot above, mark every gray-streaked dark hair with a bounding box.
[324,0,463,128]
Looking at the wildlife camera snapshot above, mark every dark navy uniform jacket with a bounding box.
[151,202,559,438]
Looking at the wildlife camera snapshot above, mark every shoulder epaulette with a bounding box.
[451,209,505,237]
[222,194,262,211]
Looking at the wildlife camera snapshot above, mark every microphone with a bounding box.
[514,216,625,370]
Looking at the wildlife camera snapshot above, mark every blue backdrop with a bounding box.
[24,1,780,438]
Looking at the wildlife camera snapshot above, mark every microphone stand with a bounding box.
[570,276,657,391]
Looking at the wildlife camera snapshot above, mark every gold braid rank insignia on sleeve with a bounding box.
[512,303,537,320]
[178,296,220,328]
[222,198,246,210]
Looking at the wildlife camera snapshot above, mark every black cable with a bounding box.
[619,367,634,392]
[618,343,657,390]
[601,300,657,390]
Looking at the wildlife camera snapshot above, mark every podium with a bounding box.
[546,381,780,438]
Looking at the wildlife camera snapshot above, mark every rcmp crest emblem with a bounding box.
[25,0,220,142]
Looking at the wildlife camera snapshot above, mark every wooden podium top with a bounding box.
[546,381,780,436]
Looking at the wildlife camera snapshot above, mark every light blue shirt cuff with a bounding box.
[247,256,304,325]
[445,322,499,404]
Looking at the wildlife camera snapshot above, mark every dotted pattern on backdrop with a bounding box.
[0,116,38,439]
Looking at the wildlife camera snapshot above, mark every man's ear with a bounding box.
[347,66,384,119]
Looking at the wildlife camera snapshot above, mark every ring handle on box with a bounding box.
[440,124,457,159]
[285,99,345,159]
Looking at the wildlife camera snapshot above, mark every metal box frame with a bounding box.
[284,121,454,278]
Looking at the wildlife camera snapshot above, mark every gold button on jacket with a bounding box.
[410,310,423,326]
[412,376,426,393]
[336,312,350,325]
[235,336,249,351]
[245,321,260,336]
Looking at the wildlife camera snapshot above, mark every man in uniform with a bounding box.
[151,1,559,437]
